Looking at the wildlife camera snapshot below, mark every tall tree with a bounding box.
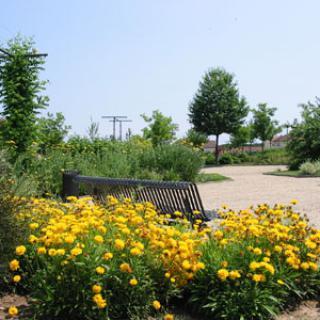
[0,36,48,154]
[251,103,280,150]
[189,68,248,162]
[141,110,178,147]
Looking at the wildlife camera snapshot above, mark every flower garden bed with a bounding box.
[2,197,320,319]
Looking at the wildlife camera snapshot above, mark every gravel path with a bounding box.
[198,165,320,227]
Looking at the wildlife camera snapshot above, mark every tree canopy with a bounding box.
[189,68,248,161]
[251,103,280,149]
[287,98,320,169]
[141,110,178,147]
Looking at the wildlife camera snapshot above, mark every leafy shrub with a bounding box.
[188,201,320,319]
[287,99,320,169]
[9,197,205,319]
[299,160,320,176]
[218,153,234,165]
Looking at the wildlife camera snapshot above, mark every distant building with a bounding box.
[203,140,216,153]
[264,135,289,149]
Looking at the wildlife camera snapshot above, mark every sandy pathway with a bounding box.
[198,165,320,226]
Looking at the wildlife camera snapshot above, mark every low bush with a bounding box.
[299,160,320,176]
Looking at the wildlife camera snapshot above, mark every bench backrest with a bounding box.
[62,171,209,221]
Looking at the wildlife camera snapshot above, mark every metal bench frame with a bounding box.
[62,171,215,222]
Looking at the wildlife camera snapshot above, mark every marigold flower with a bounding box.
[9,259,20,271]
[70,247,82,256]
[15,245,26,256]
[217,268,229,281]
[152,300,161,310]
[13,275,21,283]
[115,239,125,250]
[120,263,132,273]
[96,266,105,274]
[37,247,47,255]
[129,278,138,286]
[229,270,241,280]
[94,235,104,244]
[92,284,102,293]
[103,252,113,260]
[8,306,18,317]
[164,314,174,320]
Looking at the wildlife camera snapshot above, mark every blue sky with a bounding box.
[1,0,320,140]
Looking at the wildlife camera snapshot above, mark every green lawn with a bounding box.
[264,170,320,177]
[196,172,230,183]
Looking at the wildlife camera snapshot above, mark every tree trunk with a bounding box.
[215,134,220,163]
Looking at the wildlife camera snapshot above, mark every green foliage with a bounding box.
[299,160,320,176]
[0,36,48,154]
[218,153,234,165]
[139,144,204,182]
[195,173,229,183]
[230,125,253,148]
[189,67,248,161]
[141,110,178,147]
[185,129,208,148]
[36,112,70,152]
[287,99,320,169]
[252,104,281,149]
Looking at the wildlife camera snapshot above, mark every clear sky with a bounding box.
[1,0,320,140]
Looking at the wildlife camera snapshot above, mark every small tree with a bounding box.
[189,68,248,162]
[87,119,100,141]
[37,112,70,151]
[252,103,280,150]
[287,98,320,169]
[229,125,251,150]
[0,36,48,154]
[141,110,178,147]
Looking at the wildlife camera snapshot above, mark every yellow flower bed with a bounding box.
[7,197,320,320]
[8,196,207,319]
[189,200,320,319]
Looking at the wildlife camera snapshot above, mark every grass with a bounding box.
[195,172,230,183]
[264,170,320,177]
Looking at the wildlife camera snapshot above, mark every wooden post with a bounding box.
[62,170,80,199]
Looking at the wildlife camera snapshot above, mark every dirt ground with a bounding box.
[199,165,320,227]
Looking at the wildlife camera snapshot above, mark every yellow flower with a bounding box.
[37,247,47,255]
[182,260,191,270]
[252,274,266,282]
[15,245,26,256]
[92,284,102,294]
[92,294,107,309]
[130,247,142,256]
[277,279,285,285]
[96,266,105,275]
[103,252,113,260]
[300,262,309,271]
[164,314,174,320]
[253,247,262,255]
[70,247,82,256]
[94,235,104,244]
[152,300,161,310]
[9,259,20,271]
[249,261,260,271]
[217,269,229,281]
[129,278,138,286]
[120,263,132,273]
[48,249,57,256]
[290,199,298,205]
[8,306,18,317]
[229,270,241,280]
[13,275,21,283]
[115,239,125,250]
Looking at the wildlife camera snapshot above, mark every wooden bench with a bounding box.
[62,171,216,222]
